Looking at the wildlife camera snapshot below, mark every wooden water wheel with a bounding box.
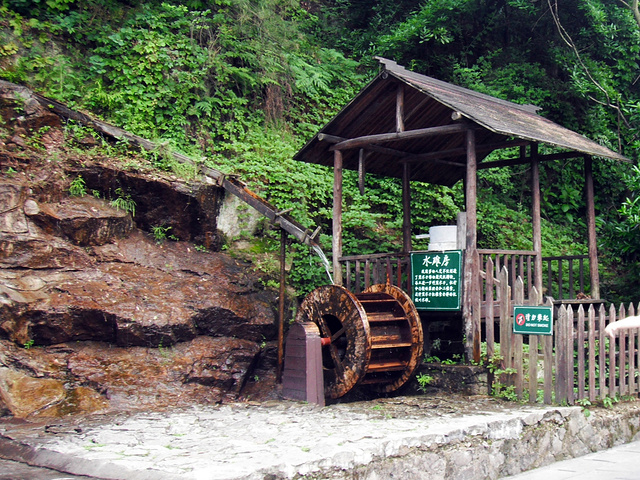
[295,283,424,400]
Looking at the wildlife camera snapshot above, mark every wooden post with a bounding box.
[402,162,412,253]
[277,228,287,383]
[531,144,543,302]
[281,322,325,406]
[333,149,343,286]
[463,128,480,362]
[584,155,600,299]
[396,83,405,133]
[358,149,366,195]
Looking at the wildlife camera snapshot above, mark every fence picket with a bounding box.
[629,329,636,395]
[543,296,554,404]
[588,306,596,402]
[499,266,511,370]
[577,305,586,400]
[528,286,540,404]
[566,306,575,404]
[608,304,618,398]
[485,257,495,360]
[598,303,607,399]
[555,306,566,404]
[514,278,524,399]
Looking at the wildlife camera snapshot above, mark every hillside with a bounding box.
[1,1,639,300]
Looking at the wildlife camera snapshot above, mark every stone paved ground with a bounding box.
[0,395,639,480]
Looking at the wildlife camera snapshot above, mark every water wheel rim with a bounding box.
[362,283,424,393]
[295,284,371,399]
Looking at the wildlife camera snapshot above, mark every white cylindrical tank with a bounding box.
[428,225,457,251]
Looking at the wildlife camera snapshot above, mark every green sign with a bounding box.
[513,306,554,335]
[411,251,462,311]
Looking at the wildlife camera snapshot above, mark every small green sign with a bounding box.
[513,306,554,335]
[411,251,462,311]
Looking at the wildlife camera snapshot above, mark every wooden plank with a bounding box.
[629,329,636,395]
[554,306,564,404]
[577,305,586,400]
[608,304,617,398]
[485,257,495,359]
[621,329,627,396]
[588,306,596,402]
[514,277,525,400]
[598,303,607,398]
[566,306,575,404]
[637,306,640,396]
[543,333,553,404]
[528,286,540,403]
[365,259,371,290]
[529,335,539,403]
[499,265,510,364]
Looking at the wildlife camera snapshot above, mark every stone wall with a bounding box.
[311,403,640,480]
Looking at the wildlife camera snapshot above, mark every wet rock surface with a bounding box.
[0,82,283,419]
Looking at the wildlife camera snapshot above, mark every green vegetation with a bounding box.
[110,187,136,216]
[68,175,86,197]
[151,224,171,243]
[415,373,434,393]
[1,0,639,300]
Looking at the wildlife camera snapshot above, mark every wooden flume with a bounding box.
[295,283,424,399]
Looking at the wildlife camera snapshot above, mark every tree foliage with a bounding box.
[2,0,639,301]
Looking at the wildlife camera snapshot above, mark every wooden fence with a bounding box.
[483,262,640,404]
[341,253,410,294]
[343,251,594,300]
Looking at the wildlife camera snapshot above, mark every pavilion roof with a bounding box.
[294,57,628,186]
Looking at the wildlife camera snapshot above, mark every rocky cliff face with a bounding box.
[0,82,282,419]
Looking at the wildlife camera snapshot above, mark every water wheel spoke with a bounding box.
[330,325,346,342]
[328,344,345,376]
[316,314,346,376]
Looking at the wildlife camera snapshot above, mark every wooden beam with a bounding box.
[531,144,543,302]
[584,155,600,299]
[319,133,528,165]
[318,133,407,158]
[333,150,343,286]
[478,150,585,170]
[395,139,530,165]
[329,123,467,151]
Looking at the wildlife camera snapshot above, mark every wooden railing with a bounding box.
[542,255,590,300]
[342,250,595,301]
[478,249,536,300]
[479,250,594,301]
[340,253,410,294]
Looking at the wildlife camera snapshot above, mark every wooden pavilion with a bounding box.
[293,57,629,362]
